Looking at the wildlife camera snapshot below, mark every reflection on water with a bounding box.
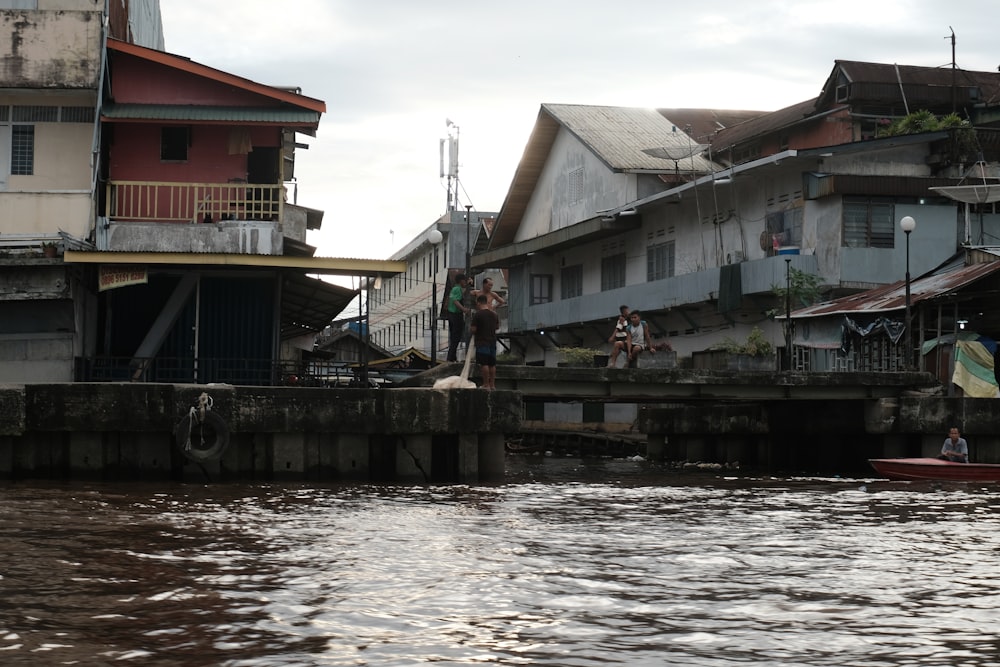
[2,457,1000,666]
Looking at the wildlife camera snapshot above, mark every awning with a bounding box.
[790,260,1000,320]
[282,274,358,339]
[102,103,320,126]
[63,250,405,279]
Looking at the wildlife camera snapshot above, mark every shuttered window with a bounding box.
[647,241,675,281]
[843,198,894,248]
[560,265,583,299]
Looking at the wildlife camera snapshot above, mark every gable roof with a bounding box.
[543,104,718,172]
[715,60,1000,157]
[490,104,723,247]
[105,38,326,113]
[820,60,1000,108]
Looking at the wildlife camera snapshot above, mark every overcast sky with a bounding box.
[159,1,999,262]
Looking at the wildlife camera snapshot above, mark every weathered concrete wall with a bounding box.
[105,221,283,254]
[0,384,522,483]
[640,396,1000,473]
[0,9,102,88]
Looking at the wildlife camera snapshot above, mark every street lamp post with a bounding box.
[785,258,792,371]
[428,229,443,365]
[900,215,916,369]
[464,204,473,278]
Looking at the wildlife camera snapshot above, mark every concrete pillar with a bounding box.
[0,436,11,476]
[69,431,105,477]
[134,433,171,476]
[972,435,1000,463]
[457,432,479,482]
[478,433,505,480]
[721,436,750,466]
[398,434,432,482]
[334,433,370,481]
[646,433,665,461]
[685,436,710,462]
[272,432,305,479]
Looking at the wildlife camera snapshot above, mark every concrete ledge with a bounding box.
[0,383,523,483]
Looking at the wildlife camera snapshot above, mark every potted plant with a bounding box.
[41,242,58,258]
[704,326,775,371]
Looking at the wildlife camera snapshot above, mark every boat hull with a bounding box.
[868,457,1000,482]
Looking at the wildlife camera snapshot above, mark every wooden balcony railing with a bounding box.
[107,181,284,224]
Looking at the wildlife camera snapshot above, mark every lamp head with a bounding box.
[427,229,443,245]
[900,216,916,233]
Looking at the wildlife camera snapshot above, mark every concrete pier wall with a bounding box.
[0,384,521,483]
[640,396,1000,473]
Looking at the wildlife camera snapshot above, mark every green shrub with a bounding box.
[713,326,773,357]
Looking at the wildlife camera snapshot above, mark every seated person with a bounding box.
[939,427,969,463]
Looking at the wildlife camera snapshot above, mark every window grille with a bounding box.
[13,106,57,122]
[60,106,95,123]
[11,125,34,175]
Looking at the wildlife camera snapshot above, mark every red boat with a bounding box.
[868,457,1000,482]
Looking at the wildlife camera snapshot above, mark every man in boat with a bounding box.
[939,427,969,463]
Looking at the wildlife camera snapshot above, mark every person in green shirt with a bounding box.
[446,274,470,362]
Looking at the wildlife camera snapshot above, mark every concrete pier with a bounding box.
[639,395,1000,473]
[0,384,521,483]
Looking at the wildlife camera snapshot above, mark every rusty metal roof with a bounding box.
[831,61,1000,105]
[712,98,819,155]
[655,108,767,143]
[790,260,1000,319]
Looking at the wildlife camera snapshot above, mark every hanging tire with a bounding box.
[174,410,230,463]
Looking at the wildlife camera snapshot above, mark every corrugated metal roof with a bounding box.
[835,61,1000,105]
[790,260,1000,319]
[102,103,320,124]
[655,108,767,143]
[542,104,718,172]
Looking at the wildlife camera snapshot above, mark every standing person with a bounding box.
[446,274,470,362]
[470,294,500,390]
[626,310,650,367]
[473,277,506,311]
[607,305,630,368]
[939,427,969,463]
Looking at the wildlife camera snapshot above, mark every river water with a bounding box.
[2,456,1000,666]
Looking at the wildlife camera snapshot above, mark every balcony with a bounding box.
[99,181,286,254]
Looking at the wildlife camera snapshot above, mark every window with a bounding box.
[843,198,894,248]
[561,265,583,299]
[601,253,626,291]
[530,274,552,305]
[11,126,34,175]
[161,126,190,161]
[647,241,675,281]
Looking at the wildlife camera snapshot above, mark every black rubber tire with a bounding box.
[174,410,230,463]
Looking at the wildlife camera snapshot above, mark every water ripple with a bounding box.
[3,464,1000,665]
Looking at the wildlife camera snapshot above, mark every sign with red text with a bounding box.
[98,265,148,291]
